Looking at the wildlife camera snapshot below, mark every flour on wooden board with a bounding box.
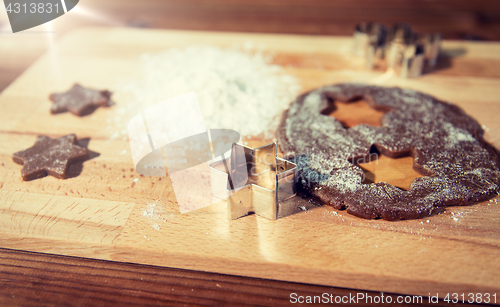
[141,199,167,231]
[109,44,300,141]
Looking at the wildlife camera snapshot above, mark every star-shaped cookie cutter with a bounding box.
[209,143,297,220]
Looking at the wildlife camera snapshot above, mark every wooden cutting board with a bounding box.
[1,27,500,299]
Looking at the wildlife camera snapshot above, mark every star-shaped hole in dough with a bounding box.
[352,146,426,191]
[49,84,112,116]
[12,134,89,181]
[321,97,389,128]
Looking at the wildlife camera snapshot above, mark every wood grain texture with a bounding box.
[0,27,500,300]
[0,248,481,307]
[1,0,500,94]
[2,0,499,39]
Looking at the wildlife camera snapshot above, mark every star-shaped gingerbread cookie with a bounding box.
[13,134,89,181]
[49,84,112,116]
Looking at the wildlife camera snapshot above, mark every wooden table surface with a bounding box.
[1,0,500,93]
[2,27,500,306]
[1,1,500,306]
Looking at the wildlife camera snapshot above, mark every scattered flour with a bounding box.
[141,200,166,231]
[110,45,300,140]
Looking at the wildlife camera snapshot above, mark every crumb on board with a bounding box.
[141,199,167,233]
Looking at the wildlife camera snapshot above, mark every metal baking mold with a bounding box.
[420,32,442,67]
[353,22,441,78]
[386,23,425,78]
[209,143,297,220]
[353,22,389,69]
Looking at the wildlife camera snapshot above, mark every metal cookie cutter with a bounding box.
[419,32,442,67]
[209,143,297,220]
[386,23,425,78]
[352,22,442,78]
[353,22,389,69]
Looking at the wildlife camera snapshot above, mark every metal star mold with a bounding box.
[209,143,297,220]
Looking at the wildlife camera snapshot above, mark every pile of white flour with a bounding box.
[110,45,300,140]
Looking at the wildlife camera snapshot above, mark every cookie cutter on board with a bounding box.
[209,143,297,220]
[420,32,442,67]
[353,22,442,78]
[353,22,389,69]
[386,24,425,78]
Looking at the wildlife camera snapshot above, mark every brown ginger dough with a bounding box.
[12,134,89,181]
[50,83,111,116]
[277,83,500,220]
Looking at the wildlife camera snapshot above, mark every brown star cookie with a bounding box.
[13,134,89,181]
[49,84,112,116]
